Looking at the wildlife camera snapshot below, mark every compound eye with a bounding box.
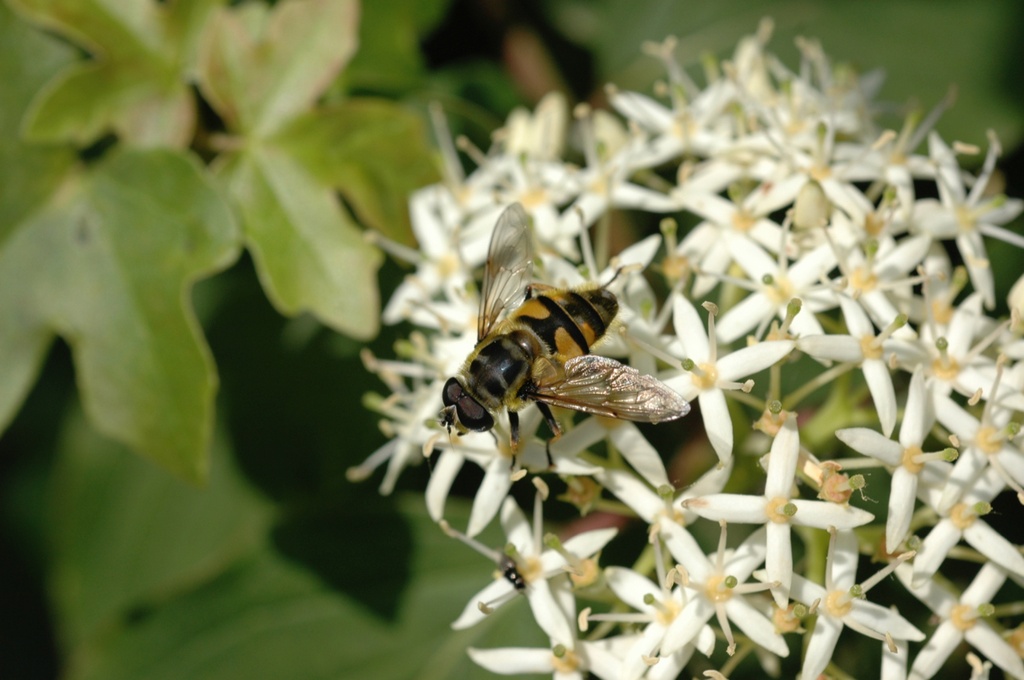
[456,395,494,432]
[442,377,462,407]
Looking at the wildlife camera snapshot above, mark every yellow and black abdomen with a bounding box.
[511,287,618,361]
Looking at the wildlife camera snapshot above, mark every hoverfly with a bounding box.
[439,203,689,462]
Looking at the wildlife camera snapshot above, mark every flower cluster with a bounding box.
[355,19,1024,680]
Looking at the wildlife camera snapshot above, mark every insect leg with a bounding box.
[509,410,520,451]
[535,402,561,468]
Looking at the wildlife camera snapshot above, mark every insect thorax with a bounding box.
[463,330,539,410]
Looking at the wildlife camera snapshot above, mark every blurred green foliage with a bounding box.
[0,1,1021,678]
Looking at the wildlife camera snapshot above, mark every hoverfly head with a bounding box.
[440,377,494,434]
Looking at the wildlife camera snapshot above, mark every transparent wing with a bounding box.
[479,203,533,340]
[531,355,690,423]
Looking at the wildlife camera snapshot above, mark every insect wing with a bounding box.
[478,203,533,340]
[532,355,689,423]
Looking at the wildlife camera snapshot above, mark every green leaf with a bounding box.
[0,1,77,239]
[276,100,440,243]
[48,406,273,650]
[64,496,543,680]
[8,0,209,147]
[196,0,359,137]
[23,61,194,148]
[0,148,241,483]
[218,145,382,339]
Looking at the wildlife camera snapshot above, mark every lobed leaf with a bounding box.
[276,100,440,243]
[0,149,241,483]
[196,0,360,137]
[217,145,382,339]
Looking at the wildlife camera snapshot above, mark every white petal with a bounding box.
[615,233,663,270]
[672,295,710,360]
[684,493,767,524]
[596,468,661,522]
[886,467,918,553]
[946,292,984,356]
[581,636,631,680]
[789,499,874,529]
[619,623,668,680]
[933,392,980,440]
[604,567,660,613]
[612,183,678,212]
[798,334,863,363]
[729,229,774,280]
[831,529,860,590]
[912,519,961,587]
[863,358,897,437]
[801,614,844,680]
[699,388,734,462]
[963,563,1009,605]
[527,577,574,644]
[610,90,673,130]
[452,578,516,629]
[661,522,714,582]
[907,621,960,679]
[717,340,795,381]
[848,600,924,641]
[716,292,772,344]
[500,495,532,550]
[958,234,995,309]
[788,572,826,606]
[725,597,789,656]
[468,646,554,674]
[661,597,715,655]
[881,637,908,680]
[764,418,800,498]
[836,427,903,467]
[766,522,793,607]
[838,293,874,337]
[965,622,1024,679]
[426,450,463,521]
[611,424,670,487]
[467,458,514,537]
[937,449,987,514]
[563,526,619,559]
[963,521,1024,577]
[899,367,931,447]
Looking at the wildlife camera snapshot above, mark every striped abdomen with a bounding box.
[508,287,618,361]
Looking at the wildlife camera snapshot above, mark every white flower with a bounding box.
[660,522,787,658]
[665,295,794,462]
[783,528,922,680]
[427,407,600,537]
[897,562,1024,680]
[469,571,631,680]
[468,632,634,680]
[674,191,786,298]
[835,366,955,552]
[799,294,904,436]
[598,561,711,680]
[715,235,838,342]
[595,454,734,534]
[910,466,1024,587]
[447,491,616,643]
[684,416,873,606]
[933,369,1024,512]
[913,131,1024,309]
[556,104,678,238]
